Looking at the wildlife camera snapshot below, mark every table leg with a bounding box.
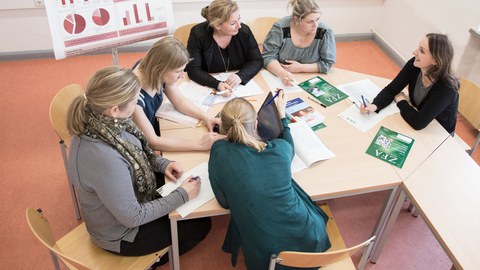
[358,186,399,270]
[170,218,180,270]
[370,188,407,263]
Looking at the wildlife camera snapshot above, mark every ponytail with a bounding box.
[67,96,89,135]
[66,66,141,136]
[220,98,266,151]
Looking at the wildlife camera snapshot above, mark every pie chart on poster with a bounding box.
[92,8,110,26]
[63,14,86,34]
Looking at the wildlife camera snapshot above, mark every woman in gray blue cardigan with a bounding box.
[67,67,210,265]
[208,91,331,270]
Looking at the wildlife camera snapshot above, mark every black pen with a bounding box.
[189,176,200,182]
[307,96,327,108]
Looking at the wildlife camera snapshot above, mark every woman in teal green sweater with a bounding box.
[208,91,331,270]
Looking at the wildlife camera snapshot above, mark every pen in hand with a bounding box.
[189,176,200,182]
[261,88,281,109]
[361,95,369,115]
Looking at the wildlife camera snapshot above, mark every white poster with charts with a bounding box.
[45,0,174,59]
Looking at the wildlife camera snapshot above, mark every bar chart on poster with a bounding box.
[44,0,174,59]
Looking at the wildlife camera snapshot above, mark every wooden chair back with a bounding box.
[269,204,375,270]
[26,208,171,270]
[457,78,480,155]
[49,84,83,147]
[173,23,197,47]
[247,17,278,45]
[458,78,480,130]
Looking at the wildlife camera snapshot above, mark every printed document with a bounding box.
[157,162,214,218]
[337,79,399,132]
[289,120,335,173]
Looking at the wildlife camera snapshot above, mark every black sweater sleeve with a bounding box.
[372,58,415,111]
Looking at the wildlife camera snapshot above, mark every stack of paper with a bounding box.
[286,97,325,130]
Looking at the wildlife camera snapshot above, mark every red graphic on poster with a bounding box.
[63,14,87,34]
[92,8,110,26]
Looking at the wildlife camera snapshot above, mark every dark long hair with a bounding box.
[426,33,459,90]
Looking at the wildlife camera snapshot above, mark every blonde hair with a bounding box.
[138,36,190,92]
[220,98,266,151]
[67,66,141,135]
[288,0,321,21]
[201,0,239,28]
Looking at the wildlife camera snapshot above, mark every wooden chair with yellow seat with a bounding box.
[268,204,375,270]
[49,84,84,220]
[26,208,172,270]
[173,23,197,47]
[246,17,279,50]
[456,78,480,156]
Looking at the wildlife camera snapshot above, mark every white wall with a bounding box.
[372,0,480,84]
[1,0,479,85]
[0,0,383,54]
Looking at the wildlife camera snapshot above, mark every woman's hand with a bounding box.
[217,82,233,96]
[394,92,407,103]
[360,104,378,115]
[225,74,242,88]
[164,162,183,182]
[180,176,201,200]
[206,117,221,132]
[280,71,296,87]
[198,132,227,150]
[275,89,287,118]
[281,60,303,73]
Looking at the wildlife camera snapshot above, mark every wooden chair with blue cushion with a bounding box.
[26,208,172,270]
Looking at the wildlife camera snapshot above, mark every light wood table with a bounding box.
[162,70,403,270]
[161,68,450,270]
[328,67,451,179]
[372,136,480,269]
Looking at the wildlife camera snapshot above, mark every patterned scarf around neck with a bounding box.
[83,108,157,203]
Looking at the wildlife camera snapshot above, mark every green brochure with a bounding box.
[366,126,415,168]
[298,76,349,107]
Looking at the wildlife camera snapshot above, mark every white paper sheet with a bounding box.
[336,78,381,106]
[157,162,214,218]
[260,69,303,93]
[289,120,335,172]
[155,98,208,127]
[336,79,400,132]
[338,103,400,132]
[213,72,265,98]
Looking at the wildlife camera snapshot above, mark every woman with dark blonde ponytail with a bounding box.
[208,91,331,269]
[67,66,211,265]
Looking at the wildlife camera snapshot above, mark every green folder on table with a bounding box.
[297,76,349,107]
[366,126,415,168]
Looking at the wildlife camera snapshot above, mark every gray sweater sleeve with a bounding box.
[72,134,189,229]
[316,27,336,73]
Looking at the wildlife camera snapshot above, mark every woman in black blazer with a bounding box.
[186,0,263,94]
